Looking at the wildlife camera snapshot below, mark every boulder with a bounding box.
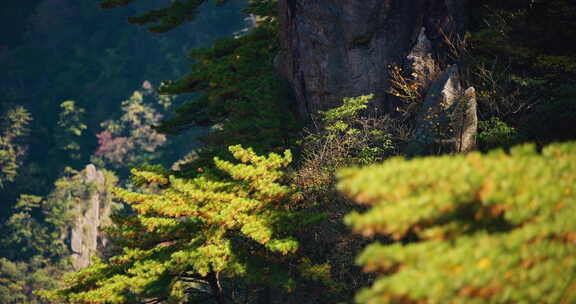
[406,65,477,156]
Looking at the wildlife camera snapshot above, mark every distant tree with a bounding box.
[339,142,576,304]
[93,90,167,168]
[55,100,87,160]
[0,256,63,304]
[0,106,32,187]
[0,0,246,203]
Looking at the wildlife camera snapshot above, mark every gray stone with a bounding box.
[406,65,477,156]
[455,87,478,153]
[277,0,468,118]
[406,27,439,89]
[69,164,111,270]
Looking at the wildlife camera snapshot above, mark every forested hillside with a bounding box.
[1,0,575,303]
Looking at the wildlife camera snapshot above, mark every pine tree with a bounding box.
[56,100,87,161]
[94,90,167,168]
[40,145,310,303]
[155,1,298,172]
[338,142,576,303]
[95,0,298,173]
[0,106,32,187]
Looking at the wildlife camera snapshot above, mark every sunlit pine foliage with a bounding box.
[40,145,305,303]
[338,142,576,304]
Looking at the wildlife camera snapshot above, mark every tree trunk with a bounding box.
[207,271,227,304]
[277,0,468,118]
[256,285,271,304]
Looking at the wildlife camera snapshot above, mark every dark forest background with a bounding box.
[0,0,248,210]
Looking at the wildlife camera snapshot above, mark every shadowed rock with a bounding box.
[277,0,468,118]
[406,65,477,156]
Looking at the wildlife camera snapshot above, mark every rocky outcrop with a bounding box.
[406,27,439,90]
[278,0,468,118]
[406,65,477,156]
[69,164,112,270]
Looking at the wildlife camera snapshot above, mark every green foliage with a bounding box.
[0,106,32,187]
[298,258,342,291]
[468,0,576,145]
[320,95,370,125]
[297,94,394,194]
[0,166,118,304]
[58,101,87,137]
[2,195,54,261]
[56,100,87,160]
[478,117,518,150]
[338,142,576,304]
[100,0,229,33]
[0,256,65,304]
[288,95,396,303]
[2,167,117,261]
[93,90,168,168]
[40,145,311,303]
[155,3,298,172]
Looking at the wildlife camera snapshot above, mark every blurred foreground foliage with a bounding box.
[339,142,576,304]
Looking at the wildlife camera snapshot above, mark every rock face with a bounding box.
[457,87,478,152]
[406,65,477,156]
[406,27,439,89]
[69,164,112,270]
[278,0,468,118]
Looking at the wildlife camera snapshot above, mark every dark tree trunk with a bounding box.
[277,0,468,118]
[256,285,271,304]
[207,271,227,304]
